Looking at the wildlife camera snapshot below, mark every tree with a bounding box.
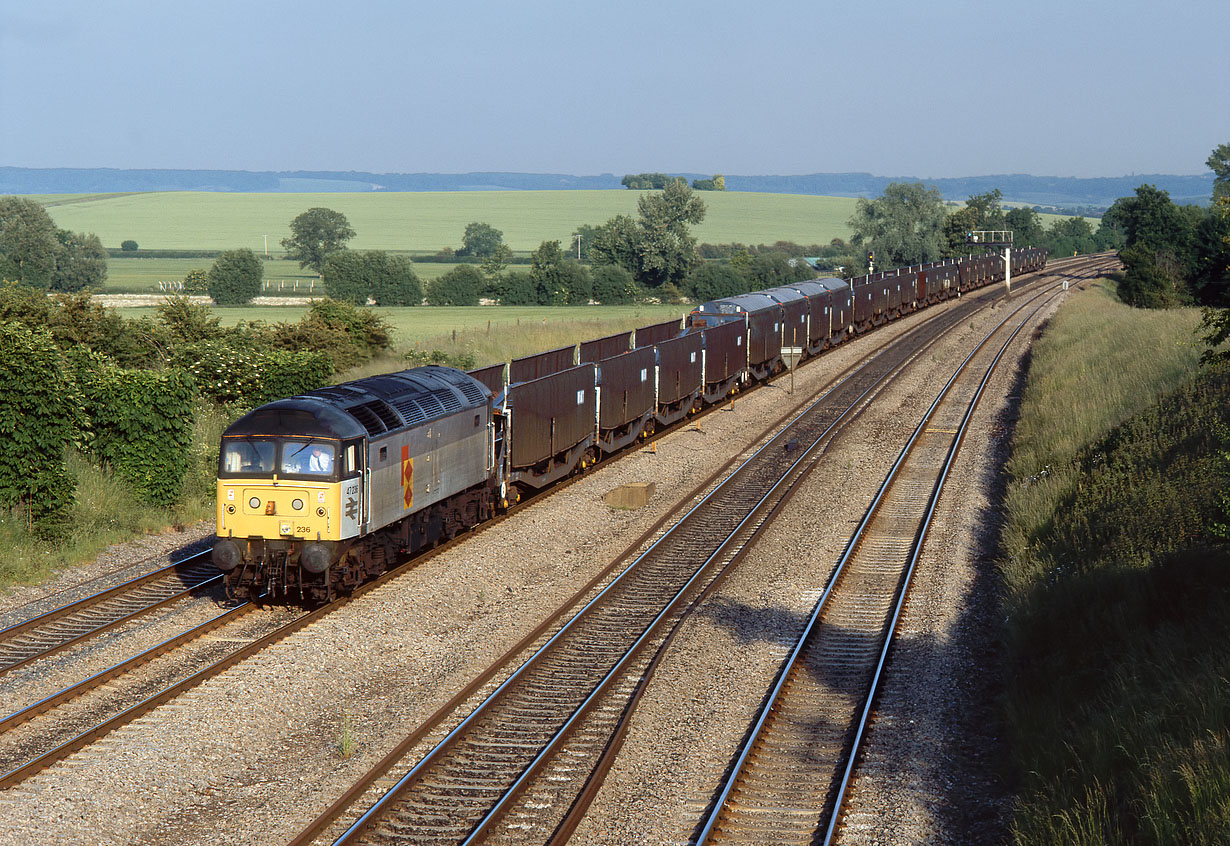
[1191,194,1230,307]
[631,180,707,288]
[460,222,504,258]
[692,174,726,191]
[621,173,672,190]
[0,196,59,288]
[529,240,570,304]
[480,243,513,284]
[52,230,107,292]
[685,262,746,301]
[1208,142,1230,200]
[1005,207,1046,247]
[848,182,947,268]
[281,207,355,274]
[427,264,484,306]
[366,252,423,306]
[587,214,641,272]
[323,250,423,307]
[590,264,636,304]
[571,223,603,262]
[942,189,1006,256]
[526,241,590,305]
[744,253,810,290]
[207,248,263,305]
[120,240,139,252]
[1110,185,1199,307]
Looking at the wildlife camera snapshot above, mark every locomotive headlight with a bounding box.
[292,498,305,511]
[249,497,261,509]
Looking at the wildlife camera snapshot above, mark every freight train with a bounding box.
[212,247,1047,602]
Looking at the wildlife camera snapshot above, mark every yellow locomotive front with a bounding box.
[212,397,368,602]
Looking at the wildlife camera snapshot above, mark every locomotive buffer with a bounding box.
[967,230,1014,292]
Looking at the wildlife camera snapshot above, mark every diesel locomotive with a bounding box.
[213,247,1047,601]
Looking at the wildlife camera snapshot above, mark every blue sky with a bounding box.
[3,0,1227,178]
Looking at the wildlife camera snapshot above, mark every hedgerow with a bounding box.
[68,349,197,506]
[258,298,391,372]
[173,341,332,407]
[0,324,82,536]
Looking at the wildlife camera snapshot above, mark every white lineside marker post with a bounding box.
[1004,245,1012,294]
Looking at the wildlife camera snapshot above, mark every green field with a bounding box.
[111,303,686,354]
[40,190,861,254]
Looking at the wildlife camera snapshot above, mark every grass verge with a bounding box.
[999,282,1230,843]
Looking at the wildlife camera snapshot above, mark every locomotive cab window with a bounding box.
[280,441,337,478]
[220,439,276,476]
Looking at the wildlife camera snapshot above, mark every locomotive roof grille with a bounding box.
[434,387,463,413]
[392,398,428,425]
[348,403,388,436]
[457,380,485,406]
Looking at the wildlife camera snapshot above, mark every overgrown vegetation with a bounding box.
[999,284,1229,844]
[0,288,391,586]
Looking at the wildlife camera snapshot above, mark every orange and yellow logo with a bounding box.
[401,445,414,509]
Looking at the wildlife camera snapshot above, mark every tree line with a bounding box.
[0,197,107,292]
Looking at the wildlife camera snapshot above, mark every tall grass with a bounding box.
[1001,282,1204,587]
[999,283,1230,843]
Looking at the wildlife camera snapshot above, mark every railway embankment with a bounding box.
[997,281,1230,843]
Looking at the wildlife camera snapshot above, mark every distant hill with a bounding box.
[0,166,1214,210]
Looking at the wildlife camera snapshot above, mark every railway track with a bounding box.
[288,265,1065,846]
[0,553,223,676]
[692,280,1079,845]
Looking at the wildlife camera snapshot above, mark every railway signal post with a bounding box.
[967,230,1014,293]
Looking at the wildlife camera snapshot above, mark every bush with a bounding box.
[404,348,478,370]
[0,324,80,536]
[207,248,263,305]
[71,354,197,506]
[590,264,637,304]
[497,272,542,305]
[0,285,155,368]
[121,240,139,252]
[685,262,746,302]
[259,298,392,372]
[321,251,368,305]
[322,250,423,306]
[173,340,333,407]
[183,268,209,295]
[428,264,484,305]
[367,252,423,306]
